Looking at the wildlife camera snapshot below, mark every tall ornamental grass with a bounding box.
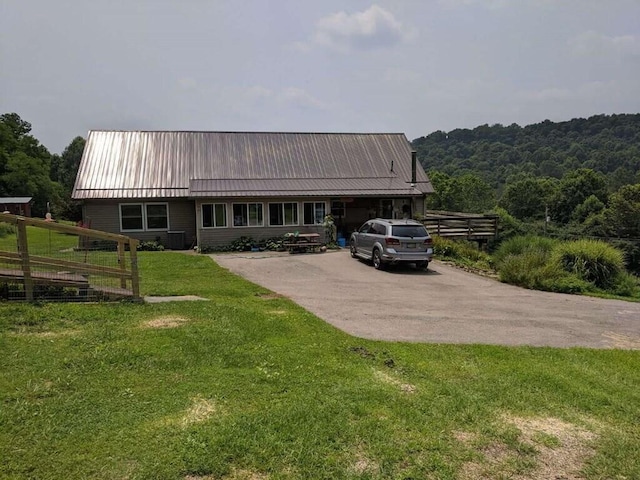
[551,239,624,289]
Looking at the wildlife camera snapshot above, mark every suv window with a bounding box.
[391,225,428,237]
[371,223,387,235]
[359,223,372,233]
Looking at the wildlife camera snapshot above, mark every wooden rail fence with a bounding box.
[422,211,499,241]
[0,213,140,302]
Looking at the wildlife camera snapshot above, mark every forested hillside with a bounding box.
[412,113,640,272]
[412,113,640,191]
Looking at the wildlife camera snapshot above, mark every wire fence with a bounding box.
[0,213,140,302]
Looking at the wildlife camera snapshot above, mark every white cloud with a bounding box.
[569,31,640,57]
[311,5,411,52]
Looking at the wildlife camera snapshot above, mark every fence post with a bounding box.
[16,218,34,301]
[129,239,140,300]
[117,241,127,289]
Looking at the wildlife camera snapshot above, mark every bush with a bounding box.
[0,222,16,238]
[550,239,624,289]
[137,241,165,251]
[492,235,558,268]
[610,272,640,297]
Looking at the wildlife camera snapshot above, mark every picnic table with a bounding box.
[283,233,322,254]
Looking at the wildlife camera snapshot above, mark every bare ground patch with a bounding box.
[143,315,190,329]
[9,328,79,338]
[350,446,380,476]
[185,467,268,479]
[457,415,597,480]
[180,396,218,427]
[372,369,416,394]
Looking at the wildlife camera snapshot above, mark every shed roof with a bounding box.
[0,197,32,204]
[72,131,432,200]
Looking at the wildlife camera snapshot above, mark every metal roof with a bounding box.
[0,197,32,204]
[72,131,432,200]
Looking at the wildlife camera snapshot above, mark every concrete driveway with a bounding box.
[211,250,640,349]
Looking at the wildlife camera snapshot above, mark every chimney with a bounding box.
[411,151,417,186]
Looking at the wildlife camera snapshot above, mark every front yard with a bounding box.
[1,252,639,479]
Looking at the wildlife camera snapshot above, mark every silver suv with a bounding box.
[349,218,433,270]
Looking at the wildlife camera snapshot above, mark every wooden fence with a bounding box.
[422,211,499,241]
[0,213,140,302]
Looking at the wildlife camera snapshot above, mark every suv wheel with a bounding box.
[350,240,357,258]
[416,261,429,271]
[372,249,385,270]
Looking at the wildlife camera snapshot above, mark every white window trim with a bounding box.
[303,201,327,226]
[201,203,228,229]
[119,202,169,232]
[145,202,170,231]
[232,202,265,228]
[268,202,299,227]
[119,203,145,232]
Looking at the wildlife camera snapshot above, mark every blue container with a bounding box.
[337,237,346,248]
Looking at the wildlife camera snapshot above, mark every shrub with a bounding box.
[432,237,480,260]
[610,272,640,297]
[492,235,558,268]
[497,250,550,288]
[137,241,165,251]
[0,222,16,238]
[550,239,624,289]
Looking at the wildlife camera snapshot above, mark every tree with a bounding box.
[0,112,56,216]
[499,176,557,220]
[427,171,494,213]
[606,184,640,237]
[549,169,608,224]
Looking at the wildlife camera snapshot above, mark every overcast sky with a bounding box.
[1,0,639,153]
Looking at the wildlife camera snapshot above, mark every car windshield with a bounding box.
[391,225,428,238]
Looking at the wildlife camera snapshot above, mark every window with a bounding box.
[268,202,298,226]
[331,201,345,218]
[120,204,144,231]
[202,204,227,228]
[146,203,168,230]
[119,202,169,232]
[303,202,326,225]
[233,203,263,227]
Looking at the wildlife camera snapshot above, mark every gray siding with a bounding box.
[83,199,196,248]
[196,198,327,247]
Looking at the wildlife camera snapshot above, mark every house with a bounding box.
[72,131,433,249]
[0,197,32,217]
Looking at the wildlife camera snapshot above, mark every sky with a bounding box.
[1,0,639,154]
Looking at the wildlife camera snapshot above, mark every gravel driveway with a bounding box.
[211,250,640,349]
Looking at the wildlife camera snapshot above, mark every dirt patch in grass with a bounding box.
[350,447,380,475]
[10,328,79,338]
[267,310,288,315]
[602,331,640,349]
[372,369,416,394]
[180,396,218,427]
[185,467,268,479]
[143,315,190,329]
[457,415,597,479]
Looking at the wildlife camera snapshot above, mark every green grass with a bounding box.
[1,252,639,479]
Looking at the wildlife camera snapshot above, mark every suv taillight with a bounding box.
[424,237,433,245]
[385,237,400,246]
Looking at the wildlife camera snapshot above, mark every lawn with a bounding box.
[1,252,639,479]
